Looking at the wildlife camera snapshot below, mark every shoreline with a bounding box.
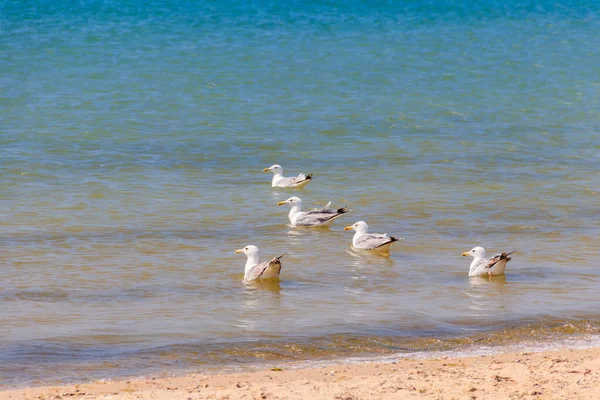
[3,345,599,399]
[4,328,598,390]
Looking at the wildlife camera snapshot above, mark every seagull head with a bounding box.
[277,196,302,207]
[263,164,283,174]
[462,246,486,258]
[344,221,368,234]
[235,245,260,256]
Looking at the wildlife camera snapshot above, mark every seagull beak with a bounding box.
[263,168,271,172]
[461,252,469,257]
[344,226,353,231]
[235,249,244,254]
[277,201,287,206]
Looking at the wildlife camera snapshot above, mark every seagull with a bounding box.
[235,245,284,282]
[344,221,402,253]
[462,246,516,277]
[277,196,349,227]
[263,164,312,188]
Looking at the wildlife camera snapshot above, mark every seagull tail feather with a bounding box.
[502,250,517,262]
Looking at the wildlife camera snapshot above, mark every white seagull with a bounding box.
[344,221,402,253]
[277,196,349,227]
[263,164,312,188]
[462,246,516,277]
[235,245,284,282]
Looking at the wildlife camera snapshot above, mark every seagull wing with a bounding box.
[355,233,399,250]
[244,256,284,282]
[485,251,516,269]
[294,206,349,226]
[312,201,332,211]
[275,173,312,188]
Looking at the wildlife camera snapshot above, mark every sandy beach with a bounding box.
[2,346,598,400]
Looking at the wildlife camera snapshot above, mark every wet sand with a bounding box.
[2,346,598,399]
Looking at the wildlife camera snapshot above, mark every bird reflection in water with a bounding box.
[464,275,509,318]
[468,274,507,286]
[237,280,283,332]
[245,279,282,293]
[346,247,396,267]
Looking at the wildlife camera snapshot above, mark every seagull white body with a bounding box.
[263,164,312,188]
[277,196,349,227]
[344,221,402,253]
[462,246,515,277]
[235,245,283,282]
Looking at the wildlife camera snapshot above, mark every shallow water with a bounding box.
[2,0,600,387]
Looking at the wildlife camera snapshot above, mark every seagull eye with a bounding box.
[472,250,475,252]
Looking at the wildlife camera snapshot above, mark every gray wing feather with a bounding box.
[355,233,396,250]
[472,258,490,273]
[245,256,283,282]
[245,261,271,282]
[275,174,312,188]
[295,207,349,226]
[485,251,515,269]
[311,201,332,211]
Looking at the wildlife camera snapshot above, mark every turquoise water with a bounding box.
[2,0,600,386]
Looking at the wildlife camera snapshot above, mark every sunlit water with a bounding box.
[2,0,600,387]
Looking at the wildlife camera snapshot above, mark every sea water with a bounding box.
[1,0,599,386]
